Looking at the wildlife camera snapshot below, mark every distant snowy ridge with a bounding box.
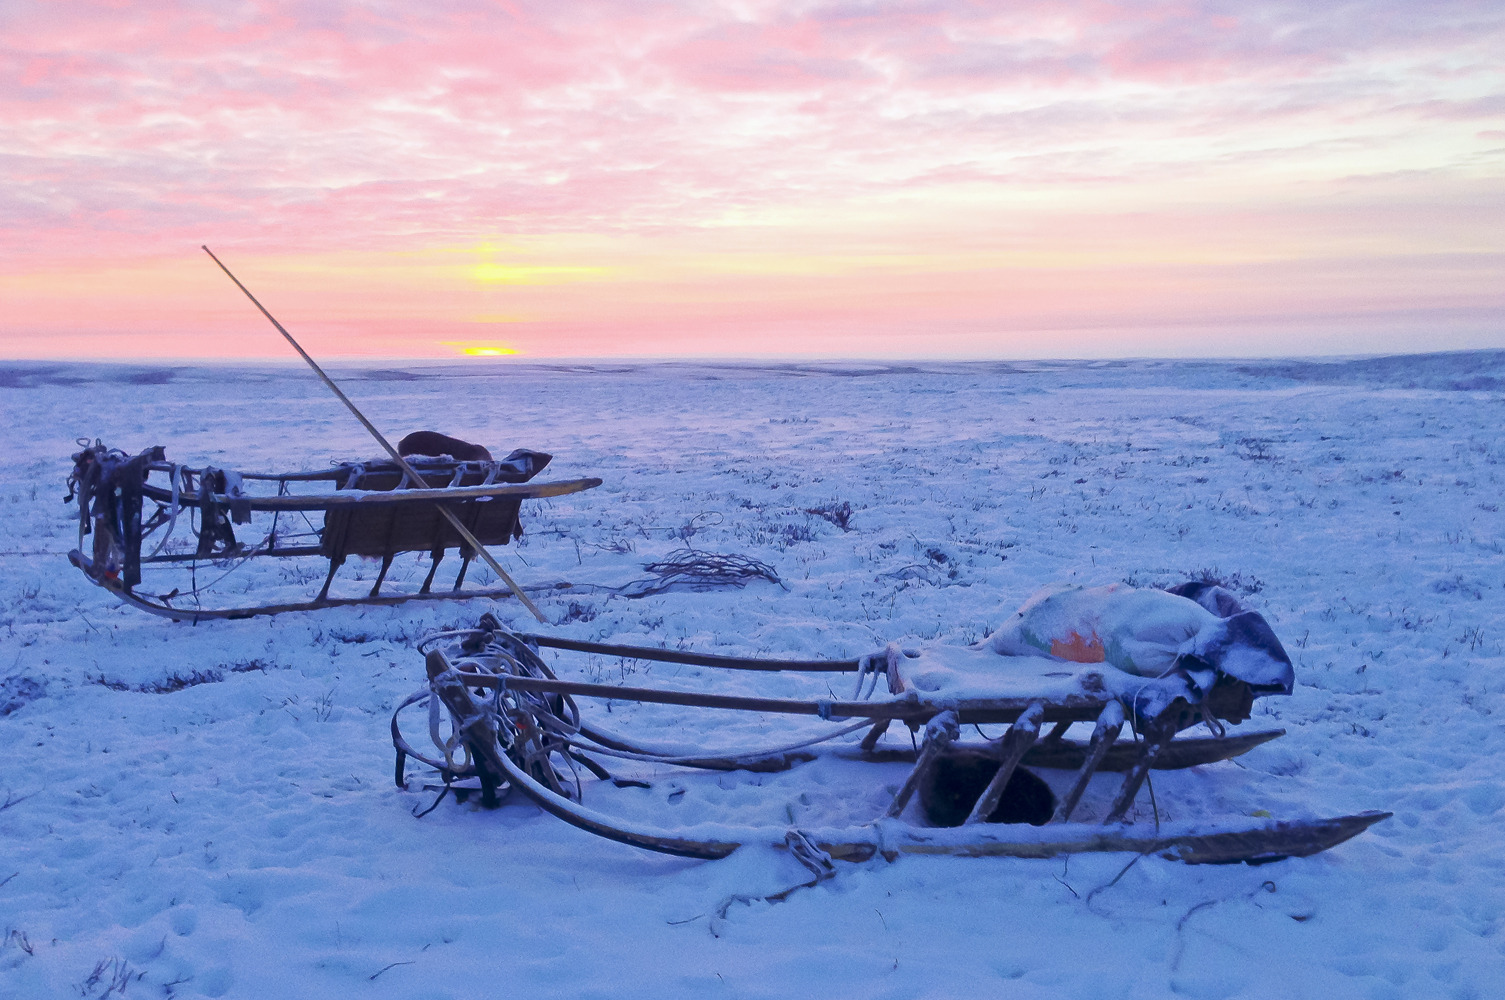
[4,348,1504,392]
[1236,349,1505,391]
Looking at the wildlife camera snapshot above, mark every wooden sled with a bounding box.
[64,441,600,621]
[392,617,1390,866]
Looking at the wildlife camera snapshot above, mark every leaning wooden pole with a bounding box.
[201,245,547,623]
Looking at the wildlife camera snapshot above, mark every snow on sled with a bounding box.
[392,584,1389,866]
[63,437,601,621]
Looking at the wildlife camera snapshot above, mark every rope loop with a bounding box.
[785,829,836,882]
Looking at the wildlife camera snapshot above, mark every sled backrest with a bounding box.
[320,496,525,560]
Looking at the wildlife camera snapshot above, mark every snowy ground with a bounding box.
[2,353,1503,999]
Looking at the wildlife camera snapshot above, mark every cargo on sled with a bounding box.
[63,434,601,622]
[393,582,1389,866]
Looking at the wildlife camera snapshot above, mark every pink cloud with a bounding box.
[2,0,1502,356]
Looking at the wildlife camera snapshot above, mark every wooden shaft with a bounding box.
[453,671,1105,725]
[202,245,545,622]
[1053,703,1125,823]
[963,701,1044,825]
[885,710,959,818]
[517,633,861,672]
[1104,719,1174,824]
[459,671,889,719]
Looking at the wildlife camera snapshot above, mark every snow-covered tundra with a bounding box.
[2,353,1502,999]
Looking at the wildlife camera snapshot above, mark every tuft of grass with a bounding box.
[559,600,598,624]
[0,676,45,716]
[804,501,855,532]
[224,658,279,674]
[1186,567,1265,595]
[94,669,225,694]
[79,956,139,998]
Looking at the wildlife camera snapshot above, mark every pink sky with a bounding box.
[3,0,1503,360]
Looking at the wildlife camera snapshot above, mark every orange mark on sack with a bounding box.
[1050,631,1105,663]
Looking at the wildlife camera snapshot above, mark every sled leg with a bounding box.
[860,719,892,752]
[316,555,346,602]
[472,744,505,809]
[453,553,473,591]
[1039,720,1072,750]
[963,702,1044,825]
[1104,717,1175,824]
[369,553,395,598]
[885,711,959,819]
[420,548,444,594]
[1053,703,1125,823]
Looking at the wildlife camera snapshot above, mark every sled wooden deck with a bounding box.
[65,442,600,621]
[392,621,1390,866]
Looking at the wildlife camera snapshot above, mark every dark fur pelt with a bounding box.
[397,431,493,462]
[919,751,1056,827]
[1165,580,1248,618]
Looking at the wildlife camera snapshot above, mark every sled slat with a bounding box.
[137,476,602,512]
[1027,728,1284,772]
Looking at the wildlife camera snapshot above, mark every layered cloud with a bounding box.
[3,0,1502,356]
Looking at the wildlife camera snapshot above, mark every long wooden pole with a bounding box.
[450,670,1110,725]
[202,245,547,622]
[516,633,862,672]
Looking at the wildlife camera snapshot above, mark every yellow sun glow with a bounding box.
[444,341,521,356]
[468,263,610,284]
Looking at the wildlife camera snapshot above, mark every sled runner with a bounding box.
[392,587,1390,866]
[64,440,601,621]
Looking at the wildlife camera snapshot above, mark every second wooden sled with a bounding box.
[392,615,1390,866]
[64,440,601,621]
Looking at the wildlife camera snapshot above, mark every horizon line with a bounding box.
[4,347,1502,368]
